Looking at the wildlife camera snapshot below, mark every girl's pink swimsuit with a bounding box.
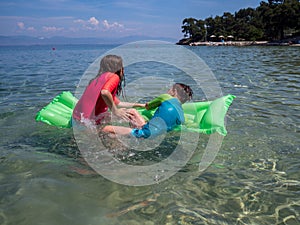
[72,72,120,124]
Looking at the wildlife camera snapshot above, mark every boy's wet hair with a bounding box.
[173,83,193,103]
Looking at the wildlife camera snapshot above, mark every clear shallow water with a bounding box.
[0,44,299,225]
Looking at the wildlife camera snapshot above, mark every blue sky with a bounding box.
[0,0,262,39]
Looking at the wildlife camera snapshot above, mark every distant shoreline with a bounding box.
[0,35,178,46]
[178,40,300,47]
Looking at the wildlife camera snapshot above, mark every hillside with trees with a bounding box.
[178,0,300,45]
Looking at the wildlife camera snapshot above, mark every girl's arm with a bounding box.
[117,102,146,108]
[101,90,129,121]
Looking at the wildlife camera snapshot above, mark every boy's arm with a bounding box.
[146,94,173,110]
[117,101,146,108]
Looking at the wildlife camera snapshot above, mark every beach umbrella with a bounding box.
[210,35,216,38]
[219,35,224,38]
[227,35,234,38]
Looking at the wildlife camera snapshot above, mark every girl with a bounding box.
[73,55,145,126]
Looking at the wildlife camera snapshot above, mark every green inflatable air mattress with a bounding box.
[36,91,235,136]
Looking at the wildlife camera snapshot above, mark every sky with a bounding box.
[0,0,262,40]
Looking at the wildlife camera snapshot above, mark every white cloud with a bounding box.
[17,22,25,29]
[42,26,64,32]
[102,20,109,29]
[102,19,124,30]
[73,17,100,30]
[73,17,124,32]
[74,19,85,24]
[17,21,35,32]
[27,26,36,31]
[88,17,99,26]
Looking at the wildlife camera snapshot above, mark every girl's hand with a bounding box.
[114,108,131,121]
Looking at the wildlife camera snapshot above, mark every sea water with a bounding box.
[0,44,299,224]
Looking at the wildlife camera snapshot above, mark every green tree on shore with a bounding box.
[179,0,300,43]
[234,8,264,41]
[258,0,300,40]
[182,18,206,41]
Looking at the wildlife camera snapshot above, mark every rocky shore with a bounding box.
[177,39,300,47]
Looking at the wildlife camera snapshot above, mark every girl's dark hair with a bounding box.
[173,83,193,103]
[95,54,125,96]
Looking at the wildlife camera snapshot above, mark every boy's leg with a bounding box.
[127,108,146,128]
[102,125,133,136]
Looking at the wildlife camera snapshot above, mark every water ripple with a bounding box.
[0,45,299,225]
